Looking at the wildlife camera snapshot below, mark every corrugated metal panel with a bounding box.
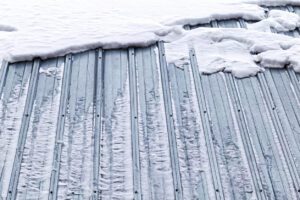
[1,7,300,200]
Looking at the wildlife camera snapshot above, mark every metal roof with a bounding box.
[1,6,300,200]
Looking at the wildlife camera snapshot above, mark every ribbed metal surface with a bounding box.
[1,6,300,200]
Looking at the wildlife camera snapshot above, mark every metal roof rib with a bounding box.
[7,60,39,200]
[92,49,103,199]
[0,60,8,95]
[48,55,72,200]
[189,48,225,200]
[158,41,183,200]
[128,48,142,200]
[0,62,32,199]
[1,6,300,200]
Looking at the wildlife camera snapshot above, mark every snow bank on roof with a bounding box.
[1,0,300,78]
[165,28,300,78]
[0,0,265,63]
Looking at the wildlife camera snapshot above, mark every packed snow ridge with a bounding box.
[1,0,300,78]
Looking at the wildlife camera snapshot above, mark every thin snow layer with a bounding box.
[165,28,300,78]
[0,0,265,63]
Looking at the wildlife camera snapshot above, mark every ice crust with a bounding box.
[1,0,300,78]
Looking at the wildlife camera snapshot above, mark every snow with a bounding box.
[248,10,300,32]
[2,1,300,198]
[163,4,265,26]
[0,0,264,64]
[1,0,300,78]
[165,25,300,78]
[246,0,300,6]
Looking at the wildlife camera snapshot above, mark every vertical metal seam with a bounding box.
[239,17,284,194]
[224,74,266,200]
[259,71,300,193]
[93,49,103,199]
[128,48,142,199]
[259,8,300,194]
[189,48,224,200]
[0,60,9,96]
[183,56,209,200]
[7,59,40,200]
[277,70,300,137]
[169,64,196,195]
[48,54,72,200]
[157,41,183,200]
[205,74,237,199]
[286,69,300,126]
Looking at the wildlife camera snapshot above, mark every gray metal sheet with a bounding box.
[1,6,300,200]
